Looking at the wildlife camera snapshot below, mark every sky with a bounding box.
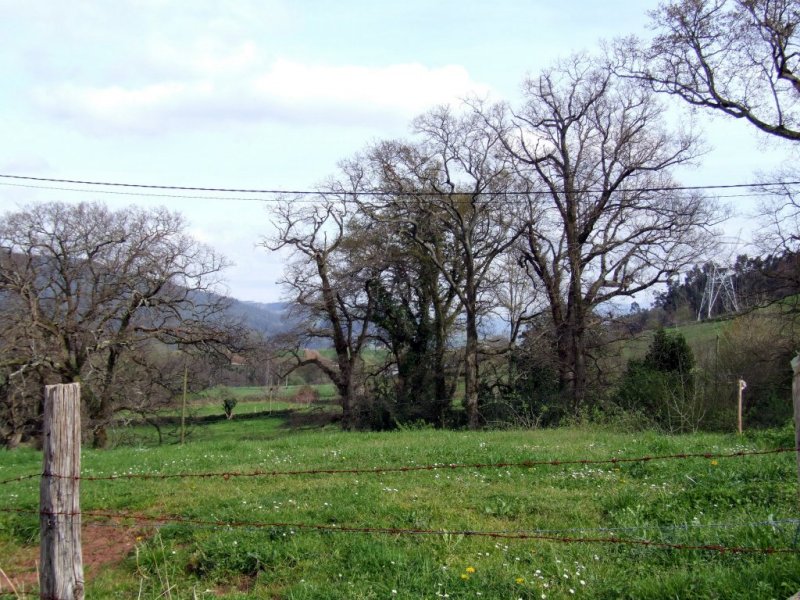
[0,1,795,303]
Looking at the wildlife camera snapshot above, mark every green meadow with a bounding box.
[1,402,798,599]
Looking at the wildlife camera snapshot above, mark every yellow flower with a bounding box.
[461,574,470,580]
[516,577,525,584]
[710,460,718,466]
[465,566,476,574]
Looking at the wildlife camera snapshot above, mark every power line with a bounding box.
[0,182,289,203]
[0,181,784,204]
[0,173,304,195]
[1,173,799,198]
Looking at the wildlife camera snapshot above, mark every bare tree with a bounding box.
[0,202,235,447]
[751,169,800,301]
[757,171,800,252]
[488,248,546,347]
[355,107,524,428]
[0,297,49,447]
[265,197,376,429]
[617,0,800,141]
[485,56,720,409]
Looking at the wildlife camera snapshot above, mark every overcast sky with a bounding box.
[0,1,795,302]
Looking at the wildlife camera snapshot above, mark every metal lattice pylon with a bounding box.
[697,263,739,321]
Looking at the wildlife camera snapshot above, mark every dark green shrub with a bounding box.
[222,398,237,419]
[479,340,566,428]
[644,327,695,373]
[615,328,700,432]
[221,393,237,420]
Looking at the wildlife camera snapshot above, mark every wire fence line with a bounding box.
[3,506,797,538]
[1,507,797,556]
[1,441,797,597]
[2,445,796,486]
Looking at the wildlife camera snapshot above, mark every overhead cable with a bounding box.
[1,173,799,198]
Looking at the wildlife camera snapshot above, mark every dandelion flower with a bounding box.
[466,566,476,574]
[516,577,525,584]
[710,460,718,466]
[461,574,470,580]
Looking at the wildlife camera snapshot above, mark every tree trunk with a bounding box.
[91,400,114,449]
[464,293,480,429]
[5,431,22,450]
[337,375,353,430]
[554,322,573,395]
[433,296,452,426]
[433,343,449,426]
[572,327,587,411]
[792,356,800,506]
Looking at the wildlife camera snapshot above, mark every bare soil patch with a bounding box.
[1,520,145,594]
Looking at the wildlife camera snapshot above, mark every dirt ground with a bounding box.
[0,520,145,595]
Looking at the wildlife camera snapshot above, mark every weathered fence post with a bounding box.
[180,364,188,446]
[737,378,746,435]
[40,383,84,600]
[792,357,800,504]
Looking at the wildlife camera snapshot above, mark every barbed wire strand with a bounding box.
[0,473,39,486]
[4,507,796,556]
[13,446,795,485]
[3,513,795,600]
[2,445,794,486]
[51,511,800,538]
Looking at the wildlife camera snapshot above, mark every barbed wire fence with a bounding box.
[2,381,800,600]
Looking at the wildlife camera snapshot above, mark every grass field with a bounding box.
[1,405,799,599]
[618,319,731,364]
[194,384,339,403]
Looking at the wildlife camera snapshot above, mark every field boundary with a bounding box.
[2,446,796,485]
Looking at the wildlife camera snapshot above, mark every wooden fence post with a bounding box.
[737,378,746,435]
[792,357,800,505]
[180,365,188,446]
[40,383,84,600]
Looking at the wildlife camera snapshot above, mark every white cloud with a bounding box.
[254,60,488,115]
[145,38,263,77]
[33,49,493,135]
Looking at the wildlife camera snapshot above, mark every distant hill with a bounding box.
[224,299,294,336]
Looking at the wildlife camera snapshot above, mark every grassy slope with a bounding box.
[178,385,339,419]
[196,384,339,403]
[1,415,798,599]
[626,298,800,362]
